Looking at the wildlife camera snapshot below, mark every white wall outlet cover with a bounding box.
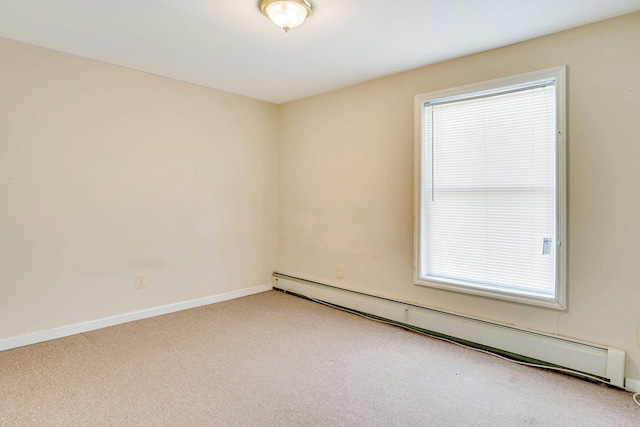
[336,264,345,279]
[135,273,147,289]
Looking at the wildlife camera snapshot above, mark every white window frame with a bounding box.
[413,66,567,310]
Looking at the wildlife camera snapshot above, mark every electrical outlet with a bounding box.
[135,273,147,289]
[336,264,345,279]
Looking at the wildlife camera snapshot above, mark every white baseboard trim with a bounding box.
[0,284,272,352]
[273,273,627,388]
[626,378,640,393]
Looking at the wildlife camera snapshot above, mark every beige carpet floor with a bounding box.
[1,290,639,426]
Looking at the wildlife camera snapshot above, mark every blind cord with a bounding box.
[281,288,640,409]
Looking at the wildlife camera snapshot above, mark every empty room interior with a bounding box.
[2,0,640,425]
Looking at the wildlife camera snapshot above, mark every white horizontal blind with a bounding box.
[421,82,557,298]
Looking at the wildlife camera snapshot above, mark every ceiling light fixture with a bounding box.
[259,0,313,33]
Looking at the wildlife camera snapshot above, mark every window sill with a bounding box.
[414,276,566,310]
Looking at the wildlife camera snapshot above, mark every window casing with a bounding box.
[414,67,567,309]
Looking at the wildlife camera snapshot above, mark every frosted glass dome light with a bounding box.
[259,0,313,33]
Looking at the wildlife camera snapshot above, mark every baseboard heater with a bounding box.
[272,272,626,388]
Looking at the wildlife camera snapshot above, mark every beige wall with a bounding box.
[278,12,640,378]
[0,38,279,339]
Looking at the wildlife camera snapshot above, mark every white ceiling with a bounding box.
[1,0,639,104]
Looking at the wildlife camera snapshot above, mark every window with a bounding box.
[414,67,566,309]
